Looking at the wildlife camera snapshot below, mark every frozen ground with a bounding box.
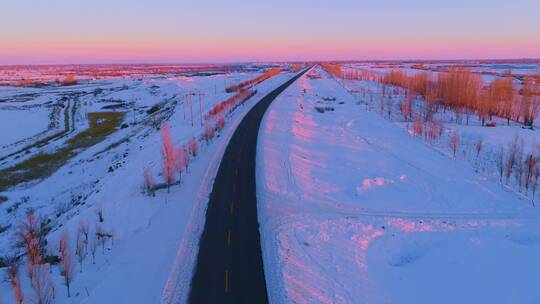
[0,65,297,303]
[257,66,540,303]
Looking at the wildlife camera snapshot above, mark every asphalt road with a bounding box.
[189,68,309,304]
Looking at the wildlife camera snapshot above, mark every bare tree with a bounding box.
[30,263,56,304]
[522,77,539,128]
[189,137,199,157]
[427,119,438,142]
[525,153,538,194]
[89,230,98,264]
[477,89,491,126]
[79,222,89,254]
[7,257,24,304]
[450,130,460,159]
[59,233,73,297]
[161,122,177,192]
[386,96,393,118]
[76,237,86,273]
[475,137,483,161]
[515,142,525,190]
[413,117,424,137]
[491,78,515,125]
[16,211,47,280]
[175,145,188,183]
[203,123,215,144]
[505,135,520,184]
[496,145,505,183]
[15,212,55,303]
[532,163,540,205]
[400,91,412,121]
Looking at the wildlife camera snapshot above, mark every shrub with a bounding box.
[61,75,77,86]
[143,167,155,196]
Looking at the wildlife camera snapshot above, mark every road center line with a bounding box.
[225,269,229,293]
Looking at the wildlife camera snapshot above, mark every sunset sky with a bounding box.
[1,0,539,64]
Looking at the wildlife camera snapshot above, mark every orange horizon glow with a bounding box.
[2,38,539,64]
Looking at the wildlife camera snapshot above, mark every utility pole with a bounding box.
[199,91,204,127]
[183,94,186,120]
[189,91,194,127]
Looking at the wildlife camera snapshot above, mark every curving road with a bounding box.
[188,68,310,304]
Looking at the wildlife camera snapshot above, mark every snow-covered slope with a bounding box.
[257,66,540,303]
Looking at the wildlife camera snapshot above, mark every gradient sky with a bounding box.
[1,0,539,64]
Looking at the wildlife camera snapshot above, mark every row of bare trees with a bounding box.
[322,63,540,128]
[320,63,344,79]
[5,210,114,303]
[148,83,260,193]
[147,116,228,194]
[380,68,540,127]
[226,68,280,93]
[149,123,199,193]
[11,212,55,304]
[208,89,257,120]
[290,64,303,73]
[495,136,540,201]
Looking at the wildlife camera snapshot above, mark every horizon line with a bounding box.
[1,57,539,67]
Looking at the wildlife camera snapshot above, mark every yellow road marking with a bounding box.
[225,270,229,293]
[227,229,231,246]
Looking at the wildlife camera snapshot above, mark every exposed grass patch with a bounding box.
[0,112,125,192]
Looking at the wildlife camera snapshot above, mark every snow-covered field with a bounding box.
[257,66,540,303]
[0,64,297,303]
[340,73,540,202]
[0,107,51,147]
